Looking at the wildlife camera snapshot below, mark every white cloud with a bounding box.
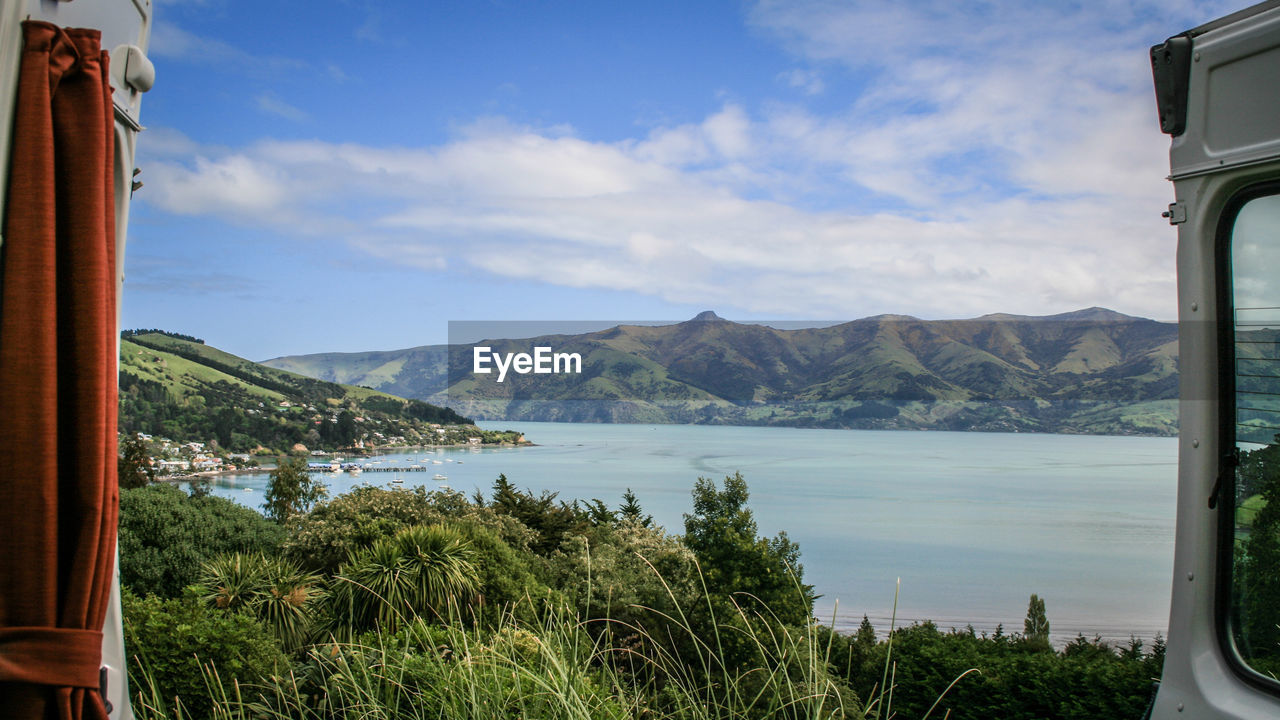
[146,154,290,218]
[780,69,824,95]
[137,1,1237,323]
[137,112,1177,321]
[702,105,754,160]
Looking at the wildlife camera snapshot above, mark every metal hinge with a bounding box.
[1162,202,1187,225]
[99,666,113,715]
[1209,447,1240,509]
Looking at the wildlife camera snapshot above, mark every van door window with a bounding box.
[1226,191,1280,682]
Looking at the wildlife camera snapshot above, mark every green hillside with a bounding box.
[119,331,514,454]
[263,308,1180,436]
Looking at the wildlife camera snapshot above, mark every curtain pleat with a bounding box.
[0,20,118,720]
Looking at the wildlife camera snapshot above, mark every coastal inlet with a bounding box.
[210,422,1177,649]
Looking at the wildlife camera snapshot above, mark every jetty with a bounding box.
[308,463,437,473]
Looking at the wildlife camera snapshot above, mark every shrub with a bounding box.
[453,521,559,623]
[327,524,480,636]
[118,484,286,597]
[839,622,1163,720]
[196,552,325,651]
[123,591,288,720]
[286,485,535,574]
[550,519,699,650]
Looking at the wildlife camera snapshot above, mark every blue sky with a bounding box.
[123,0,1242,360]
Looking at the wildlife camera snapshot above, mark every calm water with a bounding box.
[209,423,1177,645]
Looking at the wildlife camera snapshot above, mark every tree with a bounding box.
[187,476,212,498]
[328,524,479,635]
[196,552,323,651]
[619,487,653,527]
[1237,442,1280,670]
[117,433,155,489]
[683,472,813,628]
[856,615,877,648]
[582,498,616,526]
[1024,593,1051,648]
[487,474,587,555]
[264,457,326,524]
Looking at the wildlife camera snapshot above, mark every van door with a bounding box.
[1151,2,1280,718]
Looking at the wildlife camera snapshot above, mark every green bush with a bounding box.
[286,485,535,574]
[118,484,286,597]
[837,621,1163,720]
[123,591,289,720]
[328,524,480,636]
[550,519,699,650]
[196,552,325,651]
[455,521,559,623]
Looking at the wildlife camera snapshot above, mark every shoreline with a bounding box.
[159,440,532,480]
[475,417,1177,439]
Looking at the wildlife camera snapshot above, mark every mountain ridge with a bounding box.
[262,309,1179,436]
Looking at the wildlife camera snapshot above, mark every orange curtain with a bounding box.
[0,21,119,720]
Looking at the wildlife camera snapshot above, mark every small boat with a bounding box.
[433,473,447,480]
[243,487,253,492]
[392,476,404,484]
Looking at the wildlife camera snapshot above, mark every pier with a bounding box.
[308,463,444,473]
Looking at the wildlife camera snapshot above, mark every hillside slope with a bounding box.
[119,332,511,454]
[263,308,1179,436]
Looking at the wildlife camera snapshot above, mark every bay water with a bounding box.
[208,422,1177,646]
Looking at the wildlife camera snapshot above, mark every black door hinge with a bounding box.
[1209,447,1241,509]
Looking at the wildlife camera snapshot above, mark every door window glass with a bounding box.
[1228,193,1280,680]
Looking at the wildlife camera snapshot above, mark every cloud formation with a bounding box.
[138,1,1231,322]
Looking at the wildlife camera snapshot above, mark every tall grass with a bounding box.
[128,561,971,719]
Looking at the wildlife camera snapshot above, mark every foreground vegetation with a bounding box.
[119,474,1164,719]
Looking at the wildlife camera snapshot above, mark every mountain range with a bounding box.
[262,308,1178,436]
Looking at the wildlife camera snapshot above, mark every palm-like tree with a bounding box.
[198,551,323,650]
[330,524,479,635]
